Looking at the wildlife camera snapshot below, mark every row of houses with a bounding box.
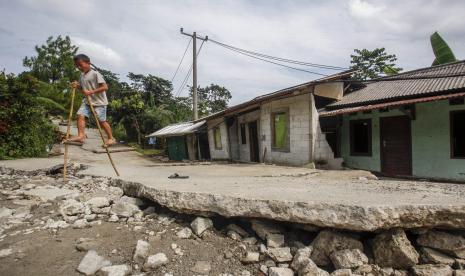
[148,60,465,182]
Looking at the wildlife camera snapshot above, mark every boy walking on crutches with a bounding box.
[67,54,116,147]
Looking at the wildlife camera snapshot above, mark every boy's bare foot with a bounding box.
[103,138,117,148]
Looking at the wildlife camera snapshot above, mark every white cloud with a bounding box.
[71,37,123,68]
[349,0,384,18]
[1,0,465,104]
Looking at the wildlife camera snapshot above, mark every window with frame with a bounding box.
[214,127,222,150]
[451,110,465,158]
[350,119,372,156]
[240,123,247,144]
[272,111,289,151]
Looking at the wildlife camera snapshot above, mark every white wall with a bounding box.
[207,118,230,160]
[206,93,336,166]
[260,93,313,166]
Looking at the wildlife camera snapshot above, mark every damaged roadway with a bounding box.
[2,127,465,232]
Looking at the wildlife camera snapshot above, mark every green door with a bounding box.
[167,136,188,161]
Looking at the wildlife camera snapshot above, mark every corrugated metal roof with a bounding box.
[320,91,465,117]
[197,70,353,122]
[328,60,465,109]
[146,121,205,138]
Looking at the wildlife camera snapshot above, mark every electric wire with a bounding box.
[211,41,328,76]
[208,38,348,70]
[174,40,206,97]
[171,37,192,83]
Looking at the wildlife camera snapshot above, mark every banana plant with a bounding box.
[430,31,457,65]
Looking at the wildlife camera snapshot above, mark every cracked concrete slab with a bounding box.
[2,128,465,232]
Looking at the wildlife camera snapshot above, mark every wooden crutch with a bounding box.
[63,87,76,181]
[86,95,120,176]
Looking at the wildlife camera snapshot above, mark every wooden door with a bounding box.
[167,136,188,161]
[248,121,260,162]
[380,116,412,176]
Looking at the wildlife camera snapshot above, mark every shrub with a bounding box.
[0,73,57,159]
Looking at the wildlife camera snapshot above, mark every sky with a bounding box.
[1,0,464,104]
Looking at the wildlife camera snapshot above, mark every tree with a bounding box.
[430,31,457,65]
[168,96,193,122]
[350,48,402,80]
[0,73,56,159]
[23,35,79,84]
[127,73,173,107]
[190,84,232,117]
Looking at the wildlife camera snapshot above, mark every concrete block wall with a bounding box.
[186,134,197,161]
[207,118,230,160]
[314,130,335,162]
[260,93,312,166]
[237,110,261,162]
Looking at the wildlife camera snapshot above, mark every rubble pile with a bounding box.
[1,166,465,275]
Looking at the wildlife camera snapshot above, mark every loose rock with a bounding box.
[75,238,98,252]
[372,229,419,269]
[190,217,213,236]
[417,231,465,258]
[267,247,293,262]
[97,264,131,276]
[110,201,140,218]
[76,250,112,276]
[268,267,294,276]
[291,246,313,271]
[330,248,368,269]
[330,269,352,276]
[310,230,363,266]
[143,253,168,271]
[133,240,150,264]
[0,248,13,258]
[61,199,85,216]
[175,227,192,239]
[242,251,260,263]
[298,258,330,276]
[420,247,455,265]
[86,197,110,209]
[411,264,453,276]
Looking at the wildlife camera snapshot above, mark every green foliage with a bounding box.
[350,48,402,80]
[36,96,65,115]
[127,73,173,107]
[0,73,57,159]
[430,31,457,65]
[23,35,79,84]
[11,34,233,155]
[190,84,232,117]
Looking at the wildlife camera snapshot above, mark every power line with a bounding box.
[171,37,192,83]
[211,41,328,76]
[209,38,348,70]
[174,40,206,97]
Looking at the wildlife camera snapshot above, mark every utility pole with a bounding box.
[180,28,208,120]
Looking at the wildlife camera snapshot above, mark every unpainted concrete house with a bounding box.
[201,72,351,167]
[321,60,465,182]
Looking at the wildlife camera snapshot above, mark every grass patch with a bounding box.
[128,143,164,156]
